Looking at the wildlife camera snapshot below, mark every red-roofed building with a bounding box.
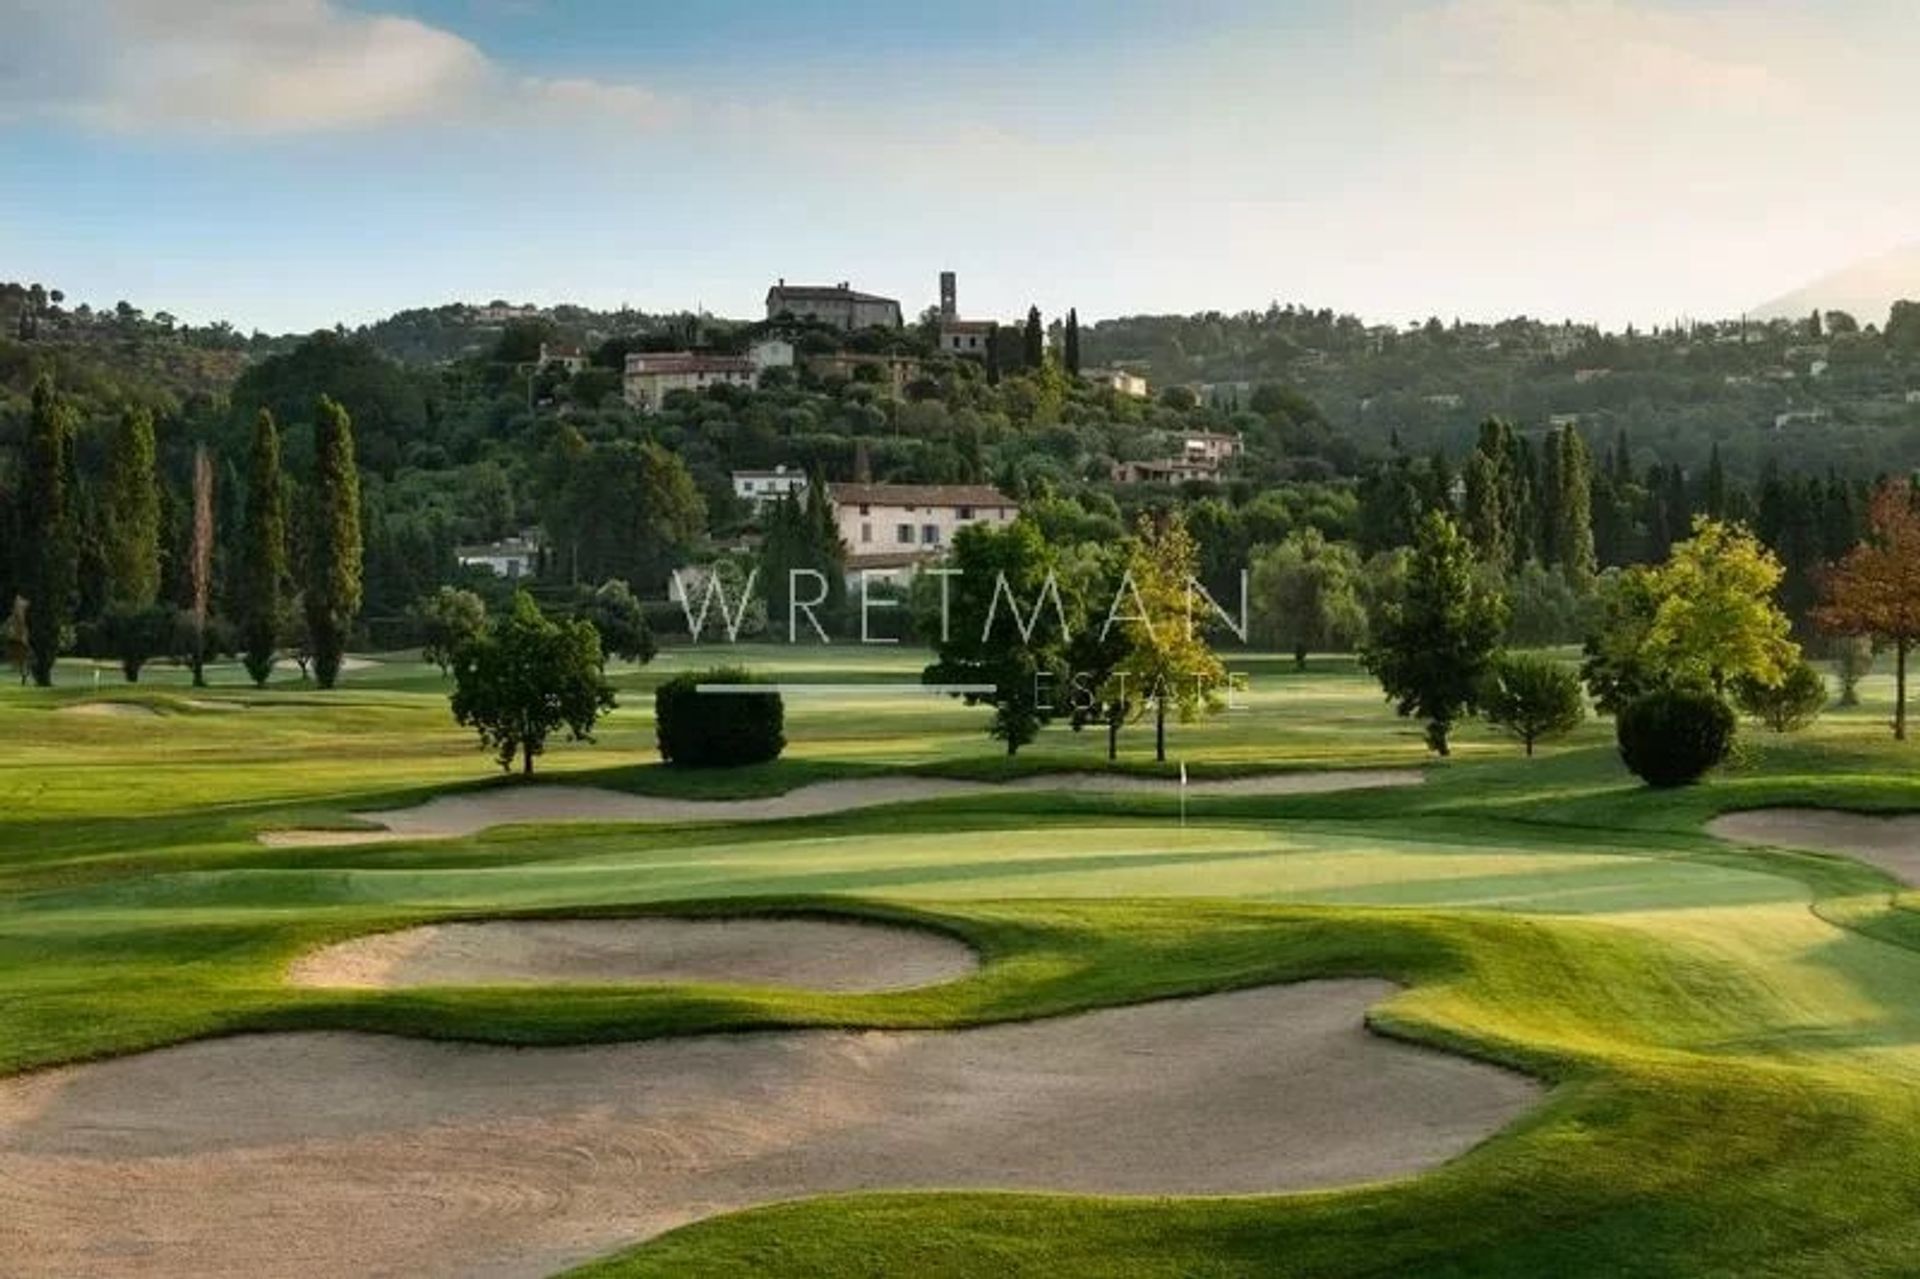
[622,351,757,410]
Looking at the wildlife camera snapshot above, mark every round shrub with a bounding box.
[1616,687,1736,788]
[655,667,785,767]
[1732,658,1828,734]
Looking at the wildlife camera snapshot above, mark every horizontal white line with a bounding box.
[695,683,997,696]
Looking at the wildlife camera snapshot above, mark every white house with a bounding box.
[748,338,795,372]
[1083,367,1149,398]
[623,351,758,411]
[1180,431,1243,466]
[733,465,808,509]
[828,482,1018,568]
[456,532,541,579]
[537,342,589,374]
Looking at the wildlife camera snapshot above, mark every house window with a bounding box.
[922,524,939,545]
[858,503,870,515]
[896,523,913,544]
[861,522,872,544]
[958,505,974,520]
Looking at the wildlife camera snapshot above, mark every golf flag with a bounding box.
[1179,761,1187,828]
[1180,761,1187,787]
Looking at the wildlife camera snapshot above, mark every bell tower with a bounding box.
[939,270,957,323]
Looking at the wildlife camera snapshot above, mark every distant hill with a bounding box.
[1752,243,1920,327]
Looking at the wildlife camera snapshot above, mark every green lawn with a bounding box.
[5,646,1920,1275]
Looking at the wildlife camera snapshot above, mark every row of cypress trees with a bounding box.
[13,376,362,689]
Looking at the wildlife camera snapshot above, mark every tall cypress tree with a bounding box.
[304,395,363,689]
[103,405,161,612]
[1463,419,1515,569]
[1064,308,1082,375]
[239,409,288,687]
[1022,306,1044,370]
[1556,427,1597,588]
[1702,442,1728,519]
[1538,427,1564,566]
[21,377,77,686]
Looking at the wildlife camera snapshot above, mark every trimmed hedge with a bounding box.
[655,667,785,767]
[1617,686,1736,788]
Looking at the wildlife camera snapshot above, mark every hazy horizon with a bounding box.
[6,0,1920,333]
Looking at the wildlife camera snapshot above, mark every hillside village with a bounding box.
[8,268,1920,660]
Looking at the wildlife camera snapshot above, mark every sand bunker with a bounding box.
[56,701,158,718]
[289,917,979,992]
[1710,809,1920,885]
[0,981,1538,1278]
[260,770,1424,846]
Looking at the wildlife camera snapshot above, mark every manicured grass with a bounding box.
[6,648,1920,1275]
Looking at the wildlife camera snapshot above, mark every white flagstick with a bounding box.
[1179,760,1187,829]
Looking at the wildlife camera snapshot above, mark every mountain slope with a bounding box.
[1753,243,1920,326]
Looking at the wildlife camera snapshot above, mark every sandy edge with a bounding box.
[1708,807,1920,886]
[260,769,1424,846]
[287,916,981,992]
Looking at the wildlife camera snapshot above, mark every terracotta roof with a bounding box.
[625,352,754,375]
[767,284,899,306]
[939,319,996,334]
[828,483,1015,509]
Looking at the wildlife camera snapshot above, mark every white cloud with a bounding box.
[0,0,673,136]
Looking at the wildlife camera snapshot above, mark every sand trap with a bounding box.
[288,917,979,992]
[1710,809,1920,885]
[260,770,1424,846]
[0,981,1538,1278]
[56,701,158,718]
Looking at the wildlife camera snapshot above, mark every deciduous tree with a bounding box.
[1816,480,1920,739]
[1110,510,1227,763]
[417,586,487,675]
[924,518,1075,756]
[450,592,615,776]
[1480,652,1585,756]
[1249,529,1367,669]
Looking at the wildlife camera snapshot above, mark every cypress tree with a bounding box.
[1022,306,1044,370]
[21,377,77,686]
[304,395,363,689]
[1556,427,1597,587]
[239,409,288,687]
[1703,442,1728,519]
[1463,419,1515,569]
[102,405,161,612]
[1538,427,1564,566]
[1064,308,1082,375]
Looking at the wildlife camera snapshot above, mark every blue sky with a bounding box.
[3,0,1918,333]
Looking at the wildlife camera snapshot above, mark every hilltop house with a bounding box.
[623,351,757,410]
[1084,367,1149,398]
[456,531,542,579]
[765,280,902,331]
[827,482,1018,575]
[1111,430,1242,485]
[733,465,808,510]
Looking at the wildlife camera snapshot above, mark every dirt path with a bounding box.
[289,917,979,992]
[1709,809,1920,885]
[260,770,1425,847]
[0,982,1537,1279]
